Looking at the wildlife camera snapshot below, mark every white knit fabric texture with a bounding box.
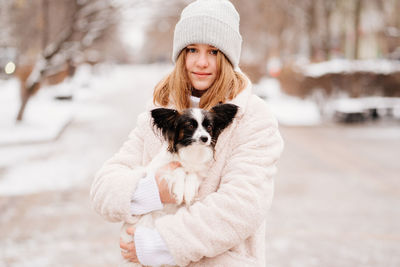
[135,226,176,266]
[130,174,163,215]
[172,0,242,68]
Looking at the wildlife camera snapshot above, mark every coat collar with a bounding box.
[226,75,252,118]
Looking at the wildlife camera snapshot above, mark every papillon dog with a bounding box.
[120,103,238,266]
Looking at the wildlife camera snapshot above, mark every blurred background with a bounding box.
[0,0,399,266]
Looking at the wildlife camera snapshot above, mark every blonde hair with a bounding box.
[153,49,247,112]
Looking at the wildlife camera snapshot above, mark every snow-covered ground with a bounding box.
[0,63,172,196]
[254,78,322,126]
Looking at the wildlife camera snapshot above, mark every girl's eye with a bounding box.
[210,49,218,55]
[187,48,197,53]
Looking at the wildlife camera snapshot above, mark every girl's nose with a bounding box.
[196,52,209,68]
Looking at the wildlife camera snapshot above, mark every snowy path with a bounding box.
[267,123,400,267]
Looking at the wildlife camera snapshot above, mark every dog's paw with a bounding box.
[184,187,196,206]
[184,173,200,206]
[184,181,196,206]
[172,183,184,205]
[170,168,186,205]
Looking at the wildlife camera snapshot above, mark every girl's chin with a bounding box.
[191,79,213,91]
[192,83,211,91]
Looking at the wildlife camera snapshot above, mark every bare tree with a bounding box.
[321,0,336,60]
[15,0,118,121]
[305,0,318,61]
[353,0,362,59]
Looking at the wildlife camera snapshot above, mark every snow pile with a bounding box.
[0,64,100,145]
[0,83,73,145]
[254,78,321,126]
[302,59,400,77]
[0,63,172,196]
[331,96,400,113]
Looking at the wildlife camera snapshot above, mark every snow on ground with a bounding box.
[0,63,172,196]
[253,76,400,126]
[254,78,322,126]
[0,78,73,146]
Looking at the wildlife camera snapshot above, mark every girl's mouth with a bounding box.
[193,72,211,77]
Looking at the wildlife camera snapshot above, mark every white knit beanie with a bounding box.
[172,0,242,69]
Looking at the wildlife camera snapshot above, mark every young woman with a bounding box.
[90,0,284,266]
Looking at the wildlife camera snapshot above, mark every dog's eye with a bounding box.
[186,122,194,130]
[206,125,212,132]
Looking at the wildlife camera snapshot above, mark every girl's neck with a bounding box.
[191,88,207,98]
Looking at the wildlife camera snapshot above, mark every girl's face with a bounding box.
[185,43,218,91]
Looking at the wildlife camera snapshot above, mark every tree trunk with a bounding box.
[353,0,362,59]
[307,0,317,62]
[322,1,334,60]
[16,91,29,122]
[15,0,115,121]
[16,0,49,122]
[396,0,400,29]
[16,81,40,121]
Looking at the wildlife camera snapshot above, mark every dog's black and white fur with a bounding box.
[149,103,238,204]
[120,103,238,266]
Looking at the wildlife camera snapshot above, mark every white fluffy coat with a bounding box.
[91,81,284,266]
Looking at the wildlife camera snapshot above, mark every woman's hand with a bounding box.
[155,161,181,204]
[120,227,139,263]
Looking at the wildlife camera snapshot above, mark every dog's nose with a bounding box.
[200,136,209,143]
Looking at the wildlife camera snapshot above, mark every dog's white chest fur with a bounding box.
[148,144,213,174]
[177,144,213,173]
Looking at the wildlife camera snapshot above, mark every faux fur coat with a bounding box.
[90,81,284,266]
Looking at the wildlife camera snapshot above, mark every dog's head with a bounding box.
[151,104,238,153]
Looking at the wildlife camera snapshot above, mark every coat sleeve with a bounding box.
[90,112,150,223]
[154,107,284,266]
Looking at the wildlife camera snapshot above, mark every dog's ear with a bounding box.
[151,108,180,141]
[210,103,238,136]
